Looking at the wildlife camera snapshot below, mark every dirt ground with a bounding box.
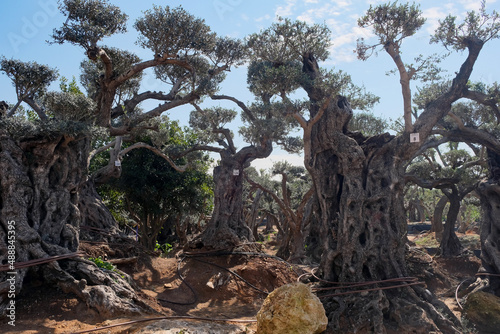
[1,227,482,334]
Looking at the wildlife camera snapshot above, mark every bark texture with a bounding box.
[440,188,463,257]
[432,195,448,240]
[305,101,460,333]
[0,126,147,316]
[300,34,485,333]
[195,142,272,249]
[475,149,500,294]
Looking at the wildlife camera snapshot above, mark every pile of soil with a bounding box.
[1,226,484,333]
[1,241,298,334]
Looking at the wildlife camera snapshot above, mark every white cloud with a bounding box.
[458,0,484,11]
[255,14,272,23]
[251,154,305,171]
[327,25,374,64]
[276,0,298,17]
[423,6,451,35]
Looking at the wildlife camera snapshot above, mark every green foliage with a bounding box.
[431,2,500,51]
[0,116,103,140]
[349,111,389,136]
[247,17,378,115]
[134,5,215,56]
[247,60,303,97]
[357,2,425,59]
[414,233,440,248]
[97,184,131,225]
[155,241,173,255]
[155,55,226,98]
[0,57,58,100]
[247,17,331,62]
[80,47,142,102]
[89,256,124,278]
[189,106,236,140]
[89,256,115,271]
[43,91,96,122]
[238,102,300,151]
[94,119,213,250]
[51,0,128,50]
[60,76,83,95]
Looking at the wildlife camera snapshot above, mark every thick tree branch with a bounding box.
[88,139,116,168]
[97,49,113,82]
[118,142,187,172]
[108,93,199,136]
[384,41,413,133]
[463,89,500,122]
[211,95,256,122]
[309,95,333,127]
[410,37,484,157]
[213,128,236,154]
[111,89,180,119]
[447,112,466,130]
[6,99,23,117]
[111,56,193,90]
[24,97,47,121]
[405,174,460,189]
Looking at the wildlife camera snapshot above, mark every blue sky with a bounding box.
[1,0,499,169]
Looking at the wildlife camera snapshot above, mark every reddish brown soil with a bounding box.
[1,241,298,334]
[1,229,482,333]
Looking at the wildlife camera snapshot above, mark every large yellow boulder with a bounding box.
[463,290,500,334]
[256,282,328,334]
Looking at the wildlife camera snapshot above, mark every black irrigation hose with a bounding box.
[0,252,83,272]
[157,249,296,305]
[182,249,301,277]
[190,256,270,295]
[157,256,198,306]
[317,281,425,298]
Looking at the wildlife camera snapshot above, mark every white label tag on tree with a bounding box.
[115,160,121,167]
[233,169,240,176]
[410,133,420,143]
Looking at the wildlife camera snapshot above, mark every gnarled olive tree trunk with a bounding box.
[475,149,500,294]
[0,127,147,317]
[303,97,460,333]
[431,195,448,240]
[195,142,273,249]
[440,187,463,257]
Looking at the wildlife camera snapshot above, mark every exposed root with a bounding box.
[40,258,156,318]
[320,287,461,334]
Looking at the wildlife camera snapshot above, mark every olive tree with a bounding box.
[187,95,300,249]
[0,0,243,317]
[406,143,487,256]
[246,161,314,262]
[247,3,500,333]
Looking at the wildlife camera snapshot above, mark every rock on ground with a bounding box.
[136,319,252,334]
[463,290,500,334]
[256,282,327,334]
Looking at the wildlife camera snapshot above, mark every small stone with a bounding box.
[256,282,328,334]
